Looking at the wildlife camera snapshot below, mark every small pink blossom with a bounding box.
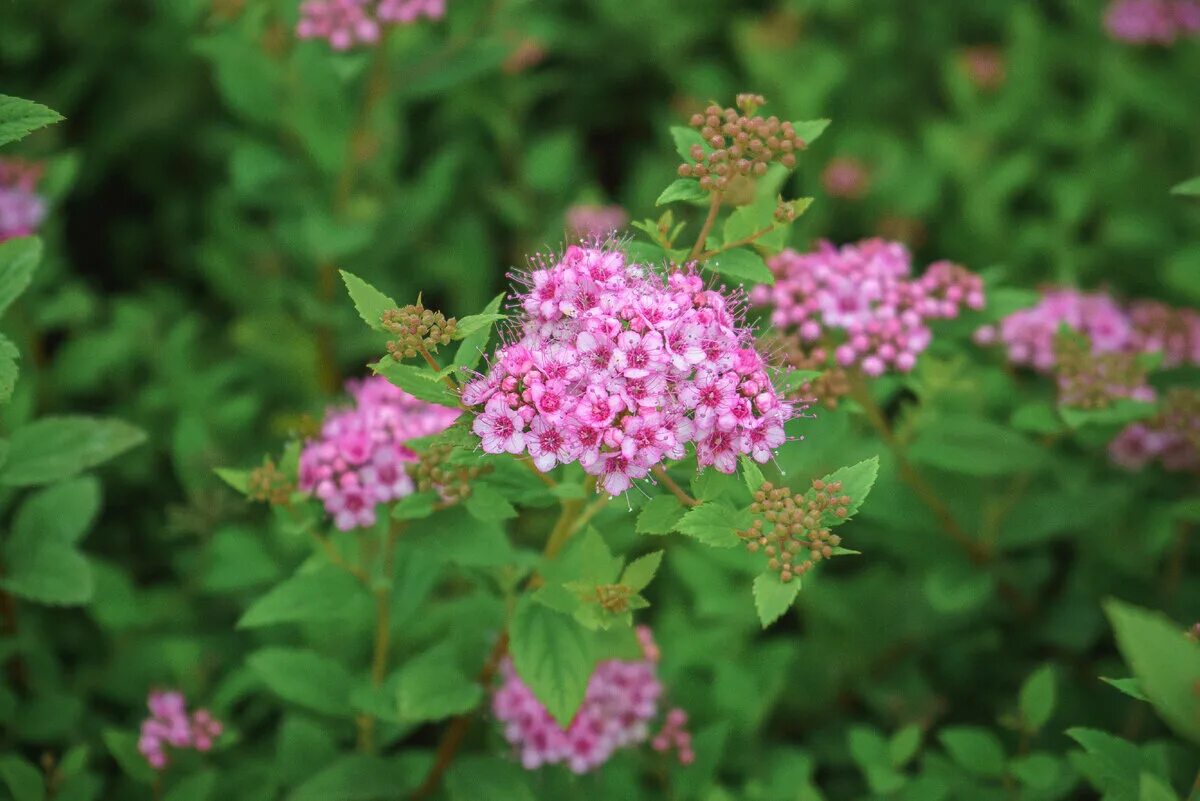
[0,159,46,243]
[138,690,223,770]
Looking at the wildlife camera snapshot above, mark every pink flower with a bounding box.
[138,690,223,770]
[527,417,579,471]
[1104,0,1179,43]
[474,395,527,454]
[0,159,46,243]
[566,204,629,240]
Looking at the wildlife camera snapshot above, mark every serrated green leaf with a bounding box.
[791,119,831,146]
[509,595,593,727]
[248,648,354,716]
[465,483,517,521]
[12,476,101,550]
[453,292,505,372]
[740,456,765,492]
[395,645,483,723]
[636,495,685,535]
[0,237,43,318]
[704,248,774,286]
[339,270,396,332]
[620,551,663,592]
[0,416,145,487]
[753,570,801,628]
[370,360,459,407]
[238,567,366,628]
[0,542,93,606]
[670,126,709,163]
[287,755,417,801]
[676,502,747,548]
[391,491,438,520]
[1067,727,1150,801]
[164,771,216,801]
[1105,600,1200,745]
[656,179,707,206]
[1019,664,1057,731]
[446,756,535,801]
[819,456,879,524]
[0,95,63,147]
[452,312,506,340]
[213,467,250,495]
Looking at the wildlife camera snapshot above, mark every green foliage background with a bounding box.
[1,0,1200,799]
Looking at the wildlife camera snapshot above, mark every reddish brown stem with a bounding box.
[651,465,700,507]
[686,191,723,264]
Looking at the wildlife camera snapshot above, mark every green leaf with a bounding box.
[164,772,216,801]
[636,495,685,535]
[656,179,707,206]
[1011,754,1067,791]
[452,312,506,340]
[818,456,880,524]
[0,542,93,606]
[1068,727,1151,801]
[908,416,1046,476]
[339,271,396,332]
[705,248,774,286]
[446,756,535,801]
[465,483,517,521]
[247,648,354,717]
[1139,773,1180,801]
[1011,402,1065,435]
[1170,176,1200,197]
[0,755,45,801]
[0,416,145,487]
[1019,664,1057,731]
[238,567,366,628]
[676,502,747,548]
[0,95,63,147]
[791,119,831,147]
[753,571,801,628]
[287,755,417,801]
[772,369,822,397]
[938,726,1006,777]
[740,456,765,493]
[1101,676,1148,702]
[453,292,505,372]
[369,360,459,407]
[508,595,594,727]
[395,646,484,723]
[11,476,101,550]
[620,551,663,592]
[1105,599,1200,745]
[889,724,922,767]
[0,333,17,403]
[1059,400,1157,429]
[670,126,709,163]
[391,491,438,520]
[0,236,43,318]
[102,729,157,784]
[213,467,250,495]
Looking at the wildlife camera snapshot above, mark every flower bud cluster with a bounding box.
[0,158,46,244]
[1109,388,1200,472]
[677,96,807,192]
[296,0,445,51]
[383,302,457,360]
[737,479,850,583]
[1104,0,1200,44]
[298,376,459,530]
[138,691,223,770]
[412,438,487,503]
[1053,329,1154,410]
[247,458,294,505]
[462,245,793,495]
[752,239,984,404]
[492,626,664,773]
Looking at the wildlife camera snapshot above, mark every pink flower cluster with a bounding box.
[1109,389,1200,472]
[565,204,629,240]
[462,245,792,495]
[493,626,664,773]
[752,239,985,378]
[1104,0,1200,44]
[296,0,445,50]
[138,691,223,770]
[821,157,870,200]
[651,708,695,765]
[0,159,46,244]
[298,376,459,530]
[974,289,1200,372]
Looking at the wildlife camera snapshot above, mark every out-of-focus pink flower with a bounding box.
[138,691,223,770]
[821,157,870,200]
[0,159,46,243]
[565,204,629,240]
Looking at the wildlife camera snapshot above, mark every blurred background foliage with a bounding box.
[1,0,1199,798]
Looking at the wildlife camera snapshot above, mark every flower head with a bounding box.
[299,376,459,529]
[296,0,444,49]
[138,690,223,770]
[566,204,629,240]
[0,159,46,243]
[462,245,793,493]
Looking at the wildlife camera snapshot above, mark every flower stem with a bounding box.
[652,465,699,507]
[687,191,723,263]
[696,223,776,262]
[417,345,459,392]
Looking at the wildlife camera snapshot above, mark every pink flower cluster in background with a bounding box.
[1103,0,1200,44]
[0,159,47,244]
[492,626,665,773]
[296,0,445,50]
[299,376,459,530]
[974,289,1200,373]
[753,238,984,378]
[138,691,223,770]
[820,157,870,200]
[1109,389,1200,472]
[651,707,695,765]
[565,204,629,240]
[463,245,793,494]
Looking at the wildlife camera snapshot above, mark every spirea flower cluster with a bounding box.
[974,289,1200,375]
[492,626,663,773]
[751,238,984,401]
[462,245,793,495]
[1109,388,1200,472]
[138,691,223,770]
[821,157,870,200]
[1103,0,1200,44]
[0,159,47,244]
[565,204,629,240]
[296,0,445,50]
[298,376,459,530]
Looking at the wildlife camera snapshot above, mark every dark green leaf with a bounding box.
[0,95,63,147]
[656,179,707,206]
[704,248,774,286]
[676,502,747,548]
[0,236,43,318]
[0,416,145,487]
[369,360,459,407]
[753,571,801,628]
[508,596,593,727]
